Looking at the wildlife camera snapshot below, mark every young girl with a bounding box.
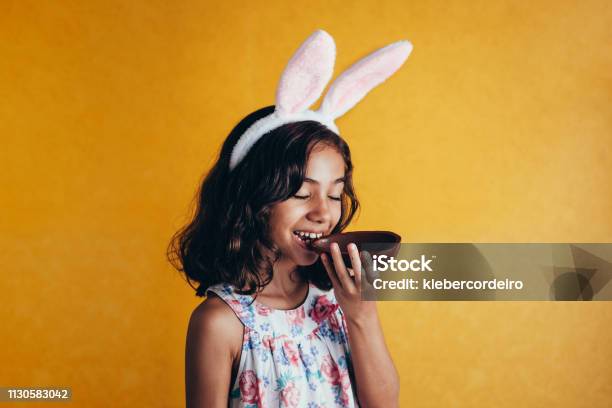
[168,30,412,408]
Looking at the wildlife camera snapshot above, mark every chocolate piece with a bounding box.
[310,231,401,265]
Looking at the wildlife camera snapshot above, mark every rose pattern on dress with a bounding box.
[262,335,276,352]
[239,370,265,407]
[321,355,353,407]
[280,381,301,407]
[207,283,358,408]
[255,302,272,316]
[309,295,339,324]
[282,339,301,367]
[286,307,305,325]
[321,354,341,386]
[328,312,342,334]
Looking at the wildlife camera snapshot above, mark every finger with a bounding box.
[361,250,377,285]
[330,242,354,291]
[347,243,362,291]
[353,265,362,293]
[359,251,378,298]
[321,253,342,289]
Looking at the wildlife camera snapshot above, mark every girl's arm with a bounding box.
[321,244,400,408]
[344,302,400,408]
[185,295,243,408]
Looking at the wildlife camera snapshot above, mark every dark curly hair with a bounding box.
[167,106,360,297]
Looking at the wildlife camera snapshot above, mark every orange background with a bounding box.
[1,0,611,406]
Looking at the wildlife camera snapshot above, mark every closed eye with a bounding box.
[293,195,342,201]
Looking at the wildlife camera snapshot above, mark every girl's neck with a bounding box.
[258,256,307,301]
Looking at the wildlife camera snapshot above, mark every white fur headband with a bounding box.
[229,29,413,171]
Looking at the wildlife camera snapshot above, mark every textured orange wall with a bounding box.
[1,0,611,406]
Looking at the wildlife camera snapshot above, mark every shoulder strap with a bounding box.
[205,283,259,333]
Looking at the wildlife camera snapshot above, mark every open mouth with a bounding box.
[293,230,325,246]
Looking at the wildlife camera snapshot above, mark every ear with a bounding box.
[318,40,412,119]
[275,30,336,116]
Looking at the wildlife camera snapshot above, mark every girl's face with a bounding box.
[268,143,345,267]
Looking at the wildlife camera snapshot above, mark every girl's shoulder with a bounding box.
[188,290,244,354]
[185,292,244,402]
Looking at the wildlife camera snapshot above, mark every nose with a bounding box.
[306,193,332,227]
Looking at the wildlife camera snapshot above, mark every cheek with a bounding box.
[269,206,302,234]
[332,204,343,224]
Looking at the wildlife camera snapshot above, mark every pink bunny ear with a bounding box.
[318,40,412,119]
[275,30,336,116]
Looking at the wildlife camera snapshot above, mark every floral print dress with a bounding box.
[205,282,360,408]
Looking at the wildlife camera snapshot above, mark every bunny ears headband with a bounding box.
[229,29,413,171]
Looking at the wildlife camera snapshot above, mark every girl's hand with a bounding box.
[320,242,378,324]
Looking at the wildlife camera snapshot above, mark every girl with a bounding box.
[168,30,412,408]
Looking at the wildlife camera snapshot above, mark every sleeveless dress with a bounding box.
[206,281,360,408]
